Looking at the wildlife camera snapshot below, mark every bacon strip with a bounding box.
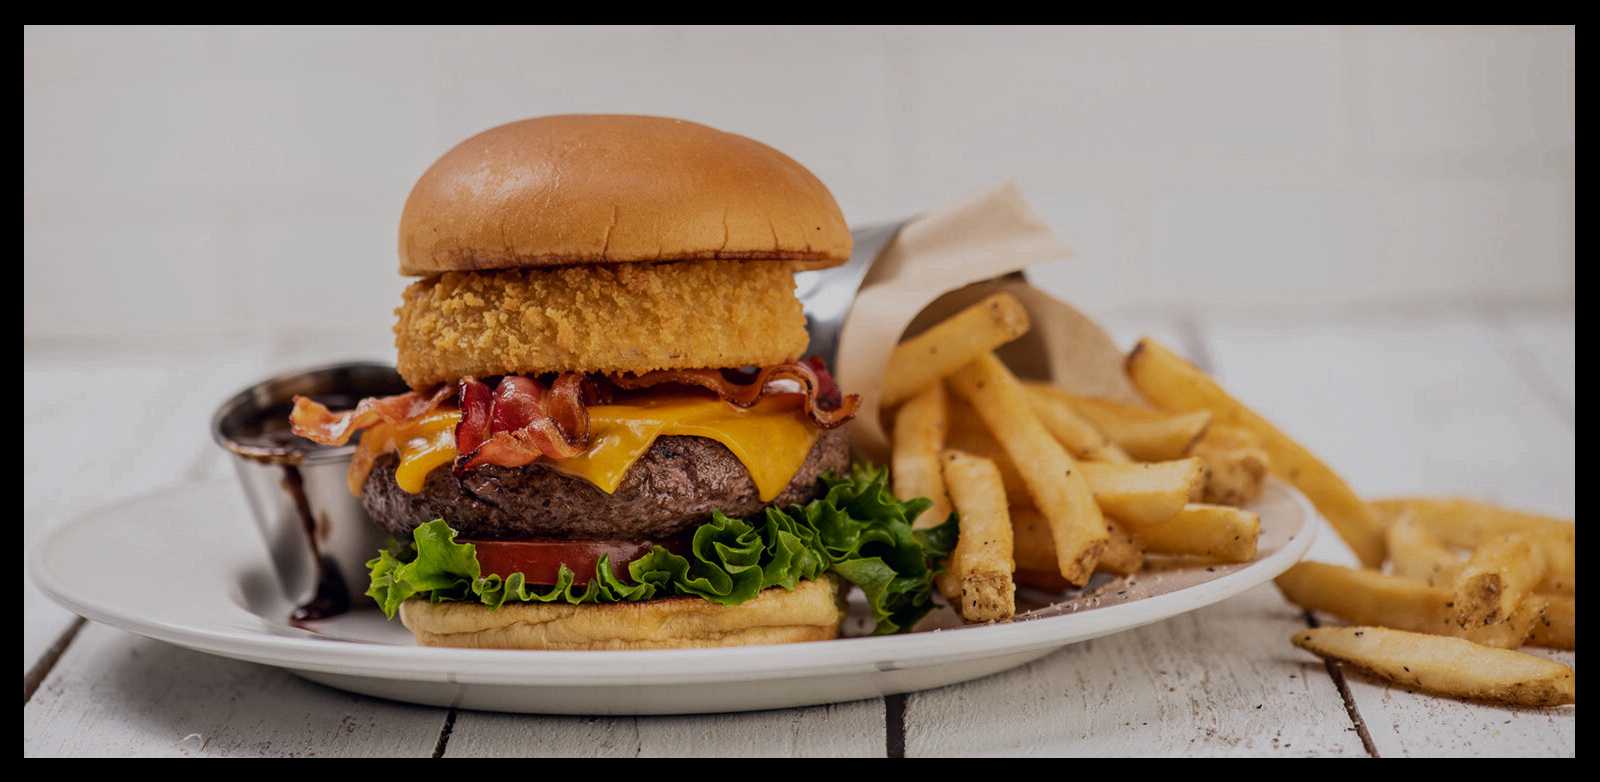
[610,359,860,430]
[289,385,453,446]
[454,374,591,474]
[453,376,496,456]
[291,361,854,484]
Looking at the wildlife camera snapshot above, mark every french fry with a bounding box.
[949,409,1203,529]
[1026,384,1212,462]
[891,383,954,532]
[1492,529,1574,596]
[1010,505,1072,592]
[1075,458,1204,527]
[880,292,1031,410]
[1529,592,1575,651]
[1371,497,1574,594]
[1368,497,1574,549]
[945,353,1107,586]
[1452,534,1548,630]
[1275,562,1540,649]
[941,450,1015,622]
[1096,517,1147,576]
[1011,505,1143,588]
[1187,423,1269,507]
[1021,385,1131,463]
[1276,562,1453,637]
[1384,511,1464,588]
[1131,503,1260,564]
[1010,505,1061,578]
[1126,337,1387,568]
[1290,627,1575,708]
[1531,530,1576,596]
[1456,594,1548,650]
[945,393,1029,497]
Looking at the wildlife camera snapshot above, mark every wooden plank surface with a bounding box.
[902,584,1366,756]
[1199,307,1576,758]
[23,623,448,757]
[444,700,887,757]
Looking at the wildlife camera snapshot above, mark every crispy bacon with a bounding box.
[610,359,860,430]
[454,374,591,474]
[290,361,855,485]
[289,385,453,446]
[801,356,844,407]
[453,376,495,456]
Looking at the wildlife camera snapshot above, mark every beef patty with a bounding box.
[360,428,850,541]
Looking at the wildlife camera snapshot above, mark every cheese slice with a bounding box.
[353,393,822,502]
[352,407,462,494]
[554,394,821,502]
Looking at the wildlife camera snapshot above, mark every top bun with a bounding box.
[398,115,853,276]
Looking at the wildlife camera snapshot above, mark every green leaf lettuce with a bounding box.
[366,464,958,635]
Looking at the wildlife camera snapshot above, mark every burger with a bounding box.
[289,115,952,650]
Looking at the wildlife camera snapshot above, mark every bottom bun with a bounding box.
[398,574,848,650]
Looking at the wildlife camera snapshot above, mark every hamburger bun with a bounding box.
[397,114,853,275]
[399,574,848,650]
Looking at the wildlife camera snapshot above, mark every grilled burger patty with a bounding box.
[361,428,850,542]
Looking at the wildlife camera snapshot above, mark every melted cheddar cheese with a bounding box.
[350,394,821,502]
[350,407,462,494]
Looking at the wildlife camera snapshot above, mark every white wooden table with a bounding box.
[23,302,1574,757]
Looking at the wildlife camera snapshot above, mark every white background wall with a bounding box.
[24,25,1574,349]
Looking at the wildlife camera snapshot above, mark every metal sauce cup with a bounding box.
[211,363,411,621]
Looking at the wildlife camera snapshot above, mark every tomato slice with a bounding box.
[466,538,687,586]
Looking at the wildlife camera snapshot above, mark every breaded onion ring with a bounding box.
[394,260,810,388]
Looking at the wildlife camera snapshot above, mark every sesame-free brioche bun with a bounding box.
[397,574,848,650]
[397,115,853,276]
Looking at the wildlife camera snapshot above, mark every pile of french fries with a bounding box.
[885,294,1575,708]
[1114,333,1575,707]
[885,293,1268,624]
[1278,498,1575,706]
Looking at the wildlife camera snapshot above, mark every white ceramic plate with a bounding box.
[30,477,1315,715]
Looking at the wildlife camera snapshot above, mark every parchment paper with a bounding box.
[835,182,1143,464]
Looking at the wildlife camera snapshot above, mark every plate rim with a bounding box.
[30,476,1317,690]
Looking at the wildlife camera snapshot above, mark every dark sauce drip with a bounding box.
[221,393,371,621]
[278,463,353,622]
